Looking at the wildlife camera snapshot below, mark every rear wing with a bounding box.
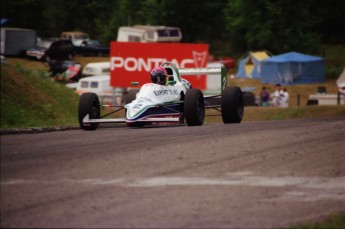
[178,67,227,94]
[161,62,227,94]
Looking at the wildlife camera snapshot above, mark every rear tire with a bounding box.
[184,89,205,126]
[78,92,100,130]
[221,86,244,123]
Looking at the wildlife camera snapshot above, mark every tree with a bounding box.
[223,0,322,54]
[1,0,344,55]
[1,0,46,33]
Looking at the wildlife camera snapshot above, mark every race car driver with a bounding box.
[150,66,168,85]
[150,66,192,90]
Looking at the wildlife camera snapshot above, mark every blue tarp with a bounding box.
[261,51,325,84]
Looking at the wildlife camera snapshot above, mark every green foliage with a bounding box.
[1,0,344,55]
[324,45,345,80]
[224,0,322,54]
[326,65,344,80]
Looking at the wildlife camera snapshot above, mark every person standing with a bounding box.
[260,86,270,107]
[280,87,289,107]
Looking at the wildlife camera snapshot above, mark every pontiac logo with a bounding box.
[193,51,208,68]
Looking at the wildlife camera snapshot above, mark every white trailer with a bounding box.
[117,25,182,43]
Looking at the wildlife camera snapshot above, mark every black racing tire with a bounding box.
[78,92,100,130]
[184,89,205,126]
[124,89,140,104]
[221,86,244,123]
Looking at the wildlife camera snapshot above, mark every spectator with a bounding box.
[271,83,284,107]
[260,86,270,107]
[280,87,289,107]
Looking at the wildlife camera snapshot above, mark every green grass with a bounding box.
[287,213,345,229]
[0,61,79,128]
[203,105,345,124]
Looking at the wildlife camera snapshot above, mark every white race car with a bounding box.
[78,62,244,130]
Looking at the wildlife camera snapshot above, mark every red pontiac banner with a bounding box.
[110,42,209,89]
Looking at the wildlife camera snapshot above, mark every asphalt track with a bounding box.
[1,117,345,228]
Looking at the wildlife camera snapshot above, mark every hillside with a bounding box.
[0,60,79,128]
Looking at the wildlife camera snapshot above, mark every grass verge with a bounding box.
[0,61,79,128]
[287,212,345,229]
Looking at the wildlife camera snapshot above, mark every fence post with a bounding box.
[297,93,300,106]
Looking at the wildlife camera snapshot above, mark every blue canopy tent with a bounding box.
[260,51,325,84]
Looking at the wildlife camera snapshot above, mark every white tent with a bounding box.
[336,68,345,87]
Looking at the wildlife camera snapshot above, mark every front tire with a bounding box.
[221,86,244,123]
[78,92,100,130]
[184,89,205,126]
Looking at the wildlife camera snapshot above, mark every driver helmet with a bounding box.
[150,66,168,85]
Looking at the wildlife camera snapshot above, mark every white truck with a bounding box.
[117,25,182,43]
[61,31,90,46]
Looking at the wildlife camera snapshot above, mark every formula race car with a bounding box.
[78,62,244,130]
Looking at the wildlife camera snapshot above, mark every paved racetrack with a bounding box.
[1,117,345,228]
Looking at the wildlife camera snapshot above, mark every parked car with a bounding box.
[26,39,75,62]
[75,40,110,56]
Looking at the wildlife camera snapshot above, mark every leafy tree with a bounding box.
[1,0,344,55]
[223,0,321,54]
[1,0,46,33]
[309,0,345,44]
